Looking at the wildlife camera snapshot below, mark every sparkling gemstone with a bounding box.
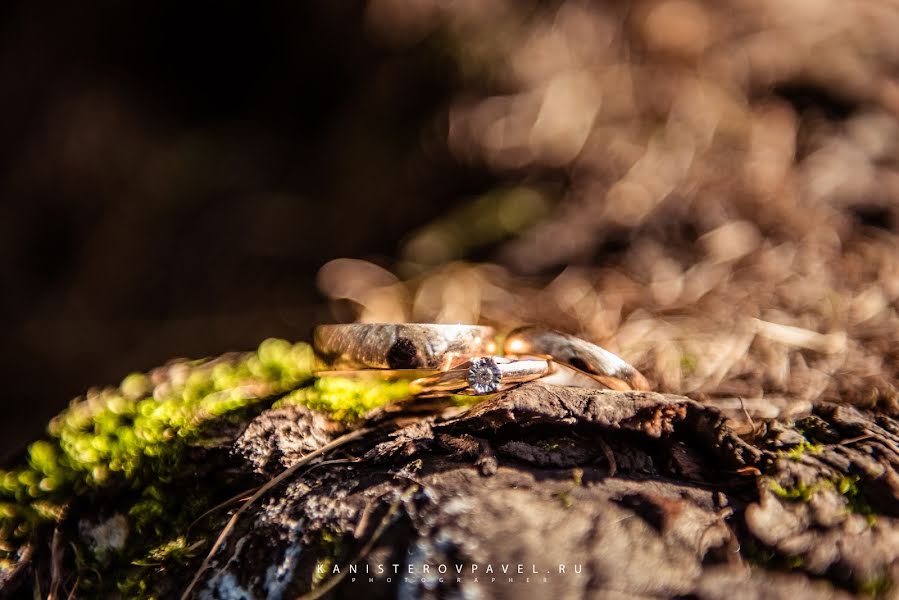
[467,357,503,394]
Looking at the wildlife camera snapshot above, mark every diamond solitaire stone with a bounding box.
[467,357,503,394]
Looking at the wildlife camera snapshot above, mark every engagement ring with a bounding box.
[410,356,553,396]
[312,323,649,396]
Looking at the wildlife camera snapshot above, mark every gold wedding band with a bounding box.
[504,326,650,391]
[312,323,649,396]
[313,323,496,370]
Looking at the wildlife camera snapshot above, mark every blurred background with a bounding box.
[4,0,899,457]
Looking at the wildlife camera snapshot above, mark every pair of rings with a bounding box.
[313,324,649,397]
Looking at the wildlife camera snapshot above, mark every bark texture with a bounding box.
[9,383,899,599]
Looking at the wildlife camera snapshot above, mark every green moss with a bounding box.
[132,536,204,566]
[858,573,893,597]
[837,476,877,525]
[742,538,777,569]
[275,376,413,422]
[553,490,573,508]
[571,468,584,487]
[536,439,561,451]
[0,338,314,592]
[549,468,585,508]
[312,528,345,588]
[781,440,824,461]
[743,539,807,581]
[768,478,820,502]
[450,394,484,407]
[0,334,496,595]
[116,572,150,598]
[768,475,877,525]
[680,353,698,376]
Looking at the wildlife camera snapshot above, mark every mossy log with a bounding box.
[3,370,899,598]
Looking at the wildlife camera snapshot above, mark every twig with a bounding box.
[186,460,358,536]
[68,542,102,587]
[180,428,375,600]
[738,396,758,437]
[296,485,417,600]
[48,528,63,600]
[839,433,873,446]
[391,470,429,490]
[597,436,617,477]
[65,576,79,600]
[187,487,260,535]
[353,498,377,539]
[303,458,359,473]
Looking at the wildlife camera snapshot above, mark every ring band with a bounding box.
[314,358,610,396]
[503,326,650,391]
[313,323,650,396]
[411,356,553,396]
[314,324,496,370]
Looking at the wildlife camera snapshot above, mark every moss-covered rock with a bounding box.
[0,337,421,596]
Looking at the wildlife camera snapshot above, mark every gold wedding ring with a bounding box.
[312,323,649,396]
[314,323,496,370]
[504,326,651,391]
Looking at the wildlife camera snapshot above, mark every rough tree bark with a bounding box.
[6,383,899,599]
